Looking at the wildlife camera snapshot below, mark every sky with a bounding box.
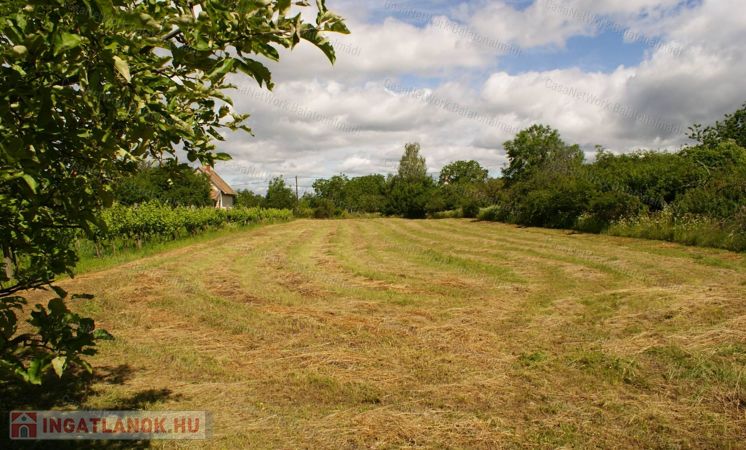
[212,0,746,194]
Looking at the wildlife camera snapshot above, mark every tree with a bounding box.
[1,0,347,384]
[438,160,489,211]
[398,142,427,180]
[344,175,386,213]
[313,175,349,208]
[236,189,265,208]
[439,160,488,185]
[115,162,212,207]
[502,125,583,183]
[688,102,746,149]
[386,143,436,218]
[385,176,436,219]
[265,177,297,210]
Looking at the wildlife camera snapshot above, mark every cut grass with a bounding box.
[16,218,746,449]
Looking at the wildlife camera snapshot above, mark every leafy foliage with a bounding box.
[484,104,746,251]
[688,101,746,149]
[502,124,583,184]
[92,203,293,250]
[385,175,437,219]
[1,289,112,385]
[312,174,386,215]
[265,177,298,210]
[439,160,488,185]
[438,160,490,211]
[236,189,266,208]
[384,142,438,219]
[398,142,428,180]
[114,162,213,207]
[0,0,347,383]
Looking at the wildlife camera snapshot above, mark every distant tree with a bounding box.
[385,175,436,219]
[482,178,507,206]
[438,160,490,210]
[502,125,583,183]
[398,142,428,180]
[265,177,297,210]
[386,144,436,218]
[115,162,212,207]
[689,102,746,148]
[313,175,349,207]
[345,175,387,213]
[236,189,265,208]
[439,160,488,185]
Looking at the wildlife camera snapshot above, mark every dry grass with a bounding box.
[24,219,746,448]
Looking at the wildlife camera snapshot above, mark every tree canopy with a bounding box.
[398,142,428,180]
[439,160,489,186]
[502,124,583,183]
[0,0,347,384]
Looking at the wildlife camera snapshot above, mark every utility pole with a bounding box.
[295,176,299,201]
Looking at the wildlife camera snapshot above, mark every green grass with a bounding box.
[19,218,746,449]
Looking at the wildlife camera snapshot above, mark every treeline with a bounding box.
[282,143,503,219]
[274,103,745,251]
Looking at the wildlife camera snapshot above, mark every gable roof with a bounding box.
[199,166,237,196]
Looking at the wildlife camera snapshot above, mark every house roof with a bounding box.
[199,166,237,196]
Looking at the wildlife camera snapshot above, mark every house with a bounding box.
[199,166,237,209]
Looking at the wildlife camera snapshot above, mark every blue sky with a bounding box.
[216,0,746,193]
[500,30,648,73]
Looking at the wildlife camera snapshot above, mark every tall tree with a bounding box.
[398,142,428,180]
[387,143,435,218]
[0,0,347,384]
[265,177,297,210]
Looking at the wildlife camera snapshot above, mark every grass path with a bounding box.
[23,219,746,449]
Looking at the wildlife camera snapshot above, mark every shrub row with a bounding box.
[91,202,293,248]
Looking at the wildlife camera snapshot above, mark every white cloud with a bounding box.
[214,0,746,191]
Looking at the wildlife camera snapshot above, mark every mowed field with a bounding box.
[29,219,746,448]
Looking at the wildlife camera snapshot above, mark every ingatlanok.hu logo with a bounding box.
[9,411,208,440]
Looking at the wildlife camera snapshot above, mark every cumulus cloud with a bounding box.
[213,0,746,191]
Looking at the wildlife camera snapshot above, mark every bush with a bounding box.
[430,209,463,219]
[462,201,481,219]
[478,205,509,222]
[385,176,437,219]
[608,210,746,252]
[314,199,338,219]
[90,203,293,252]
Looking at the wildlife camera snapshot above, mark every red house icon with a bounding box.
[10,412,37,439]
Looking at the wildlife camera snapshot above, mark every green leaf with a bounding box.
[236,59,273,88]
[278,0,292,17]
[80,360,93,374]
[21,174,37,193]
[52,356,67,377]
[11,45,27,56]
[113,56,131,82]
[26,358,43,385]
[300,28,336,63]
[54,32,82,55]
[207,58,235,81]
